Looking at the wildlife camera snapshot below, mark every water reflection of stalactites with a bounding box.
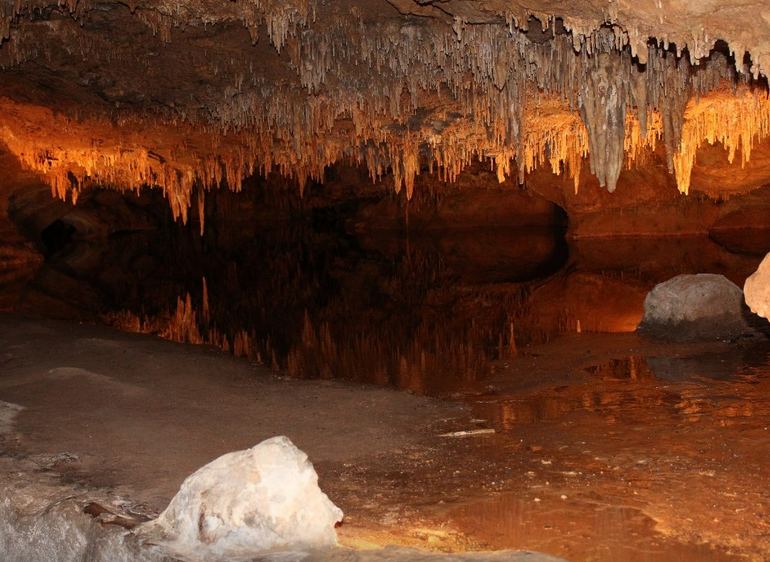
[95,225,578,395]
[36,223,765,396]
[583,356,656,381]
[488,387,669,431]
[674,390,755,425]
[479,352,770,432]
[94,225,510,392]
[107,286,264,362]
[286,312,495,394]
[97,231,751,394]
[105,244,527,395]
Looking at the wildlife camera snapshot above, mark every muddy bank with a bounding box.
[2,313,768,561]
[0,313,572,561]
[0,313,470,507]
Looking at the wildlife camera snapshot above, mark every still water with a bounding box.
[6,217,770,561]
[10,219,765,397]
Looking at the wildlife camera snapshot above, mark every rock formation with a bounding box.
[745,252,770,319]
[0,1,769,228]
[638,273,756,341]
[138,436,343,559]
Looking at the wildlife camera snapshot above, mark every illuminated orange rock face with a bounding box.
[0,150,43,310]
[0,1,770,229]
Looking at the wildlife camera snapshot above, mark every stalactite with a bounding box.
[578,49,629,192]
[197,187,205,235]
[625,111,663,168]
[0,7,766,216]
[674,88,770,194]
[646,49,691,174]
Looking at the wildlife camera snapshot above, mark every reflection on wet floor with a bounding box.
[476,350,770,431]
[5,222,770,561]
[433,342,770,561]
[10,224,767,398]
[449,495,744,562]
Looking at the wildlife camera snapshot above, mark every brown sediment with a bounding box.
[3,315,770,561]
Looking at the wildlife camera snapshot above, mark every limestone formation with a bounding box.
[745,252,770,319]
[638,273,755,341]
[0,1,767,226]
[137,436,343,560]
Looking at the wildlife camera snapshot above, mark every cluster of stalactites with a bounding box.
[2,9,769,224]
[0,0,90,40]
[146,0,317,49]
[674,88,770,195]
[0,116,261,230]
[217,18,748,199]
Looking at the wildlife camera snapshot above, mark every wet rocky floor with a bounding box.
[322,334,770,561]
[3,223,770,560]
[5,313,767,560]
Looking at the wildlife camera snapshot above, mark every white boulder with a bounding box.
[638,273,754,341]
[138,436,343,560]
[745,252,770,319]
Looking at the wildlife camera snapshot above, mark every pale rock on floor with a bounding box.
[137,436,344,561]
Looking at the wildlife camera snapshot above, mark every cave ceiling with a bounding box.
[1,0,770,223]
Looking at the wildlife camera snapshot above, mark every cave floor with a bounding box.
[1,313,768,561]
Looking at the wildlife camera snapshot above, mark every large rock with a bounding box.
[637,274,755,341]
[138,436,343,560]
[745,253,770,319]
